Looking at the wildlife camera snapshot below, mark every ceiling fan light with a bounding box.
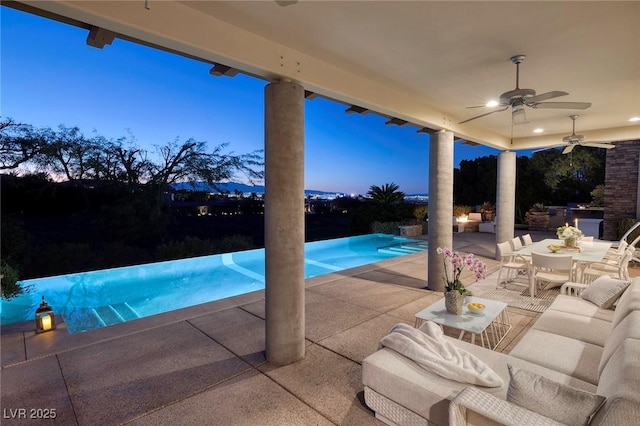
[512,107,528,124]
[486,100,499,108]
[630,117,640,122]
[533,128,544,133]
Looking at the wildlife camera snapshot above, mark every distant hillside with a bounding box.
[171,181,340,196]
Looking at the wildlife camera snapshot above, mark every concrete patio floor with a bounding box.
[2,230,621,425]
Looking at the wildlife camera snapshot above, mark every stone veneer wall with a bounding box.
[603,140,640,240]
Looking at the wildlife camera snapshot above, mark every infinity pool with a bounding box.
[1,234,426,333]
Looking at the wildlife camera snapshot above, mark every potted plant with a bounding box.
[437,247,487,315]
[480,201,495,222]
[525,203,550,231]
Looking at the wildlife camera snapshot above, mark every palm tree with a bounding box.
[367,183,405,206]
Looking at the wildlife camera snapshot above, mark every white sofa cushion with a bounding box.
[509,329,603,384]
[548,294,615,322]
[598,311,640,376]
[530,309,611,347]
[581,276,629,309]
[611,281,640,328]
[506,365,606,426]
[593,338,640,425]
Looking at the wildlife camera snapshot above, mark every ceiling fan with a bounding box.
[558,115,616,154]
[460,55,592,125]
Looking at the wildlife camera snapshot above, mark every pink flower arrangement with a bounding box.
[436,247,487,295]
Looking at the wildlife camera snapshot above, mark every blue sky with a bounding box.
[1,6,503,195]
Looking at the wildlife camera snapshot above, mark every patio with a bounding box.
[1,230,575,426]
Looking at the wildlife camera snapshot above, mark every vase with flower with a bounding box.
[556,225,583,248]
[437,247,488,315]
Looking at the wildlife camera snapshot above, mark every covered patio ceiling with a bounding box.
[10,1,640,151]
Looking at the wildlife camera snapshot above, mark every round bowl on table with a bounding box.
[467,302,486,314]
[547,244,562,253]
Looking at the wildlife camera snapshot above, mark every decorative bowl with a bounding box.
[547,244,562,253]
[467,302,486,314]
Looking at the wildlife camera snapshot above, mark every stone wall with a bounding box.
[603,140,640,240]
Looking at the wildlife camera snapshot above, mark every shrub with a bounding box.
[452,205,472,218]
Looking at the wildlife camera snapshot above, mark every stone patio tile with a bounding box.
[129,370,334,426]
[240,291,382,342]
[1,332,25,366]
[304,292,381,342]
[57,321,250,425]
[188,307,266,366]
[318,313,408,364]
[353,269,427,289]
[308,276,427,312]
[260,344,381,425]
[1,355,76,425]
[385,293,443,323]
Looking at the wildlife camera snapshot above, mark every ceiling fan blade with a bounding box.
[459,105,509,124]
[527,91,568,103]
[583,142,616,149]
[563,145,576,154]
[532,146,563,153]
[533,101,592,110]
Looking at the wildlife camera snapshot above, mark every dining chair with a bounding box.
[495,241,528,289]
[530,252,574,298]
[521,234,533,247]
[582,247,635,284]
[509,236,524,252]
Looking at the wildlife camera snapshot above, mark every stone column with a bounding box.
[264,80,305,365]
[427,131,454,291]
[496,151,516,256]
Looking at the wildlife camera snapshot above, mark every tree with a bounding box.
[367,182,405,206]
[0,118,47,169]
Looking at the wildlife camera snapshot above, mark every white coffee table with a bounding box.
[414,296,511,350]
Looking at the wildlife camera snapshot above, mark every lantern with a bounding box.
[35,296,56,333]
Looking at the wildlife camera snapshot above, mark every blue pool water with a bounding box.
[1,234,426,333]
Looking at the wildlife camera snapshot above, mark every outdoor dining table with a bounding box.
[515,238,612,282]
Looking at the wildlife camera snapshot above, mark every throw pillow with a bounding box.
[506,365,606,426]
[581,276,629,309]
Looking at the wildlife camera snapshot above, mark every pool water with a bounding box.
[1,234,426,333]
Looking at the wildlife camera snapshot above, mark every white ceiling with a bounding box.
[13,0,640,151]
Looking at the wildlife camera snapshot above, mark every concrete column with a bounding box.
[264,80,305,365]
[496,151,517,256]
[427,131,454,291]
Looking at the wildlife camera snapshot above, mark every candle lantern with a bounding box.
[35,296,56,333]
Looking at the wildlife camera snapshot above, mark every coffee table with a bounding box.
[414,296,511,351]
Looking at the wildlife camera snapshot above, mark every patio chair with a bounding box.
[530,252,574,297]
[582,246,635,284]
[495,241,528,289]
[509,236,523,252]
[521,233,533,246]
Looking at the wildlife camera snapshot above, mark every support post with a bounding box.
[264,80,305,365]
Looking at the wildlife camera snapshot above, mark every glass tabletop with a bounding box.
[516,238,612,263]
[414,296,507,334]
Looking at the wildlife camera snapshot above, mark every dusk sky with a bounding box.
[1,6,505,195]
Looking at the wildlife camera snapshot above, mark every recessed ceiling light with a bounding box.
[533,128,544,133]
[486,100,499,108]
[630,117,640,122]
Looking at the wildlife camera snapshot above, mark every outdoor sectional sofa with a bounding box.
[362,277,640,425]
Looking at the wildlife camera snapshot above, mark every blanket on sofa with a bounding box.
[379,322,503,388]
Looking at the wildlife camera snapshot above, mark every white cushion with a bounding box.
[509,329,603,385]
[611,281,640,328]
[581,276,629,309]
[598,311,640,376]
[531,309,611,347]
[507,365,606,426]
[548,294,615,322]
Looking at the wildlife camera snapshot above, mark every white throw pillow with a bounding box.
[506,365,606,426]
[581,276,629,309]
